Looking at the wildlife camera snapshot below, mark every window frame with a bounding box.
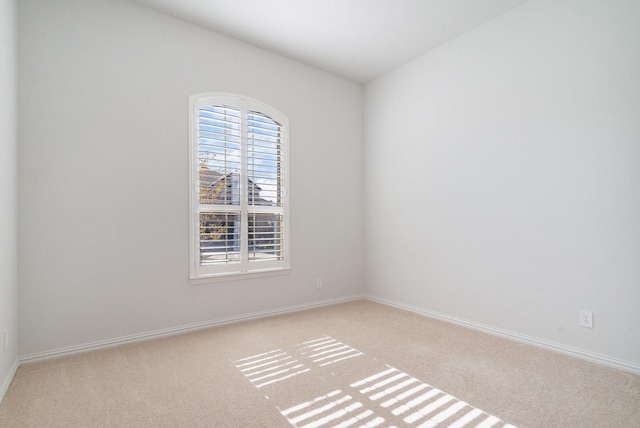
[189,93,290,282]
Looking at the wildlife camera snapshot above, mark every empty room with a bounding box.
[1,0,639,426]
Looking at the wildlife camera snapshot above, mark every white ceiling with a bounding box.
[131,0,529,83]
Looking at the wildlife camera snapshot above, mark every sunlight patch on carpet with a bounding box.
[296,336,365,367]
[280,390,385,428]
[354,365,517,427]
[233,336,517,427]
[232,348,310,388]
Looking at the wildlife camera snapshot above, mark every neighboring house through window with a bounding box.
[189,93,290,281]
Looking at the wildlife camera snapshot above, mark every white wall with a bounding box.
[0,0,18,397]
[364,0,640,366]
[18,0,363,356]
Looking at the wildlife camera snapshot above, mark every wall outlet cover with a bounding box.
[579,310,594,328]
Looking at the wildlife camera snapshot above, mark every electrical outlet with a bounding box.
[315,277,322,289]
[579,310,593,328]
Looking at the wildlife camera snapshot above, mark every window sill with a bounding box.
[189,267,292,285]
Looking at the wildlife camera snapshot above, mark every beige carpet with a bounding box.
[1,300,639,427]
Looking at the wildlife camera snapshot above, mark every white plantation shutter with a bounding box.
[247,111,284,263]
[190,94,289,279]
[247,111,283,207]
[198,105,241,206]
[197,104,242,268]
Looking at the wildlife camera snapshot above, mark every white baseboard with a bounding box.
[0,360,18,405]
[365,295,640,376]
[18,295,364,364]
[18,294,638,376]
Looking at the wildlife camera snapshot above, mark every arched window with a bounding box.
[189,93,289,280]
